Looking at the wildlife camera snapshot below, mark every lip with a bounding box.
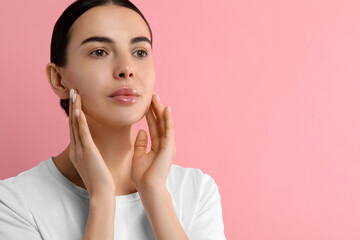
[109,87,139,105]
[109,87,139,97]
[110,95,139,104]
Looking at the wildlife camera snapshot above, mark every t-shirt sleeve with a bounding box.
[188,170,226,240]
[0,181,43,240]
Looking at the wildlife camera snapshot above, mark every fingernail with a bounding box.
[75,109,80,118]
[156,93,160,101]
[72,93,76,103]
[70,89,74,98]
[153,91,160,99]
[168,106,171,112]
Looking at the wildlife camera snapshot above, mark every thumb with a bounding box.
[133,130,148,158]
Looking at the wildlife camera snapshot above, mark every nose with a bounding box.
[114,56,135,80]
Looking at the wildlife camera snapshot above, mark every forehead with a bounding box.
[69,4,151,44]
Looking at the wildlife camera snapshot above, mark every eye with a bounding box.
[133,50,148,58]
[90,49,107,58]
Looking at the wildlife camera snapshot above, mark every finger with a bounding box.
[69,90,76,150]
[152,107,175,179]
[75,93,94,149]
[145,102,160,151]
[133,129,148,159]
[151,93,166,136]
[72,90,83,149]
[149,94,162,135]
[164,106,175,144]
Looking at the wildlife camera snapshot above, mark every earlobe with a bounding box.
[46,62,69,99]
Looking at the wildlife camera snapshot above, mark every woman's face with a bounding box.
[60,4,155,126]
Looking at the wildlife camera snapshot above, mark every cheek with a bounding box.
[139,62,155,88]
[65,64,105,93]
[64,66,109,112]
[141,73,155,105]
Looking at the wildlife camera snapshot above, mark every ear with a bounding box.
[46,62,70,99]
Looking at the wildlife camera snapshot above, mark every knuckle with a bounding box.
[82,141,91,150]
[81,141,88,149]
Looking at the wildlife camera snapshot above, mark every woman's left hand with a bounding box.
[131,92,176,194]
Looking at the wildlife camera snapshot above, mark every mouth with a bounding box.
[109,87,139,97]
[108,87,139,104]
[109,95,139,104]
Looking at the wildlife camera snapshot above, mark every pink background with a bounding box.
[1,0,360,239]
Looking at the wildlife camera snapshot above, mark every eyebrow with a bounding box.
[80,36,152,47]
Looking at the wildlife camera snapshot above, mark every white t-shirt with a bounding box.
[0,156,226,240]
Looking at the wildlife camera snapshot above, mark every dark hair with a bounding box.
[50,0,153,117]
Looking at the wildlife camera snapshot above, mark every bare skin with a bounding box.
[46,4,187,240]
[53,142,137,196]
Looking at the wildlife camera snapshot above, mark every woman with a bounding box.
[0,0,226,239]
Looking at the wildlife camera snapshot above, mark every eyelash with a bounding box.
[89,49,148,58]
[90,49,107,58]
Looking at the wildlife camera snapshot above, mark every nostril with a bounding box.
[119,73,125,78]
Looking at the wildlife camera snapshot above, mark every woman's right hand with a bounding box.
[68,88,116,199]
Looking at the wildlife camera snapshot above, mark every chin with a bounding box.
[106,106,148,126]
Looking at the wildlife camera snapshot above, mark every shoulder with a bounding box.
[168,164,219,189]
[0,160,48,229]
[166,164,221,204]
[166,164,225,238]
[0,160,48,198]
